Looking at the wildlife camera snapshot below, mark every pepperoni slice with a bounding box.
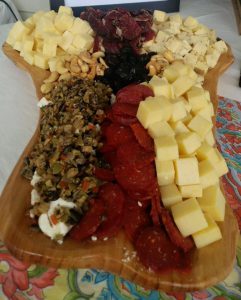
[130,122,154,152]
[105,123,134,148]
[116,141,154,169]
[95,183,125,239]
[160,209,195,253]
[112,102,138,117]
[70,200,105,241]
[111,114,137,126]
[116,84,154,105]
[127,190,152,206]
[94,167,115,182]
[102,150,118,166]
[135,226,186,272]
[123,200,151,242]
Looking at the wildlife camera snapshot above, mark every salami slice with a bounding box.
[111,114,137,126]
[160,209,195,253]
[105,123,134,148]
[123,199,151,242]
[130,122,154,152]
[95,183,125,239]
[116,84,154,105]
[135,226,185,272]
[112,102,138,117]
[94,167,115,182]
[70,200,105,241]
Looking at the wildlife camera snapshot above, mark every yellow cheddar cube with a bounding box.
[58,31,73,51]
[34,53,49,69]
[199,160,218,189]
[184,16,199,29]
[155,160,175,186]
[7,21,30,43]
[58,6,73,16]
[212,149,229,177]
[48,58,57,72]
[171,198,208,237]
[174,157,200,185]
[187,86,209,112]
[149,76,173,98]
[196,142,219,162]
[72,34,94,51]
[34,39,44,52]
[148,121,174,139]
[23,37,34,52]
[43,42,57,58]
[54,13,74,33]
[192,214,222,248]
[23,51,34,65]
[197,185,226,221]
[176,132,201,155]
[13,41,22,51]
[196,105,212,122]
[160,184,182,208]
[182,113,193,125]
[170,121,190,134]
[154,136,179,161]
[179,184,203,198]
[153,10,167,23]
[188,115,212,139]
[188,69,198,81]
[205,130,215,146]
[172,76,195,97]
[180,97,192,112]
[137,97,172,128]
[69,18,94,35]
[35,17,57,37]
[170,100,187,122]
[163,66,179,83]
[172,61,190,76]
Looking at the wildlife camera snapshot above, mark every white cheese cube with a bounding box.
[155,160,175,186]
[155,30,169,43]
[48,57,57,72]
[184,53,198,67]
[170,100,187,122]
[172,76,195,97]
[148,120,175,139]
[34,53,49,69]
[163,66,179,83]
[180,98,192,112]
[43,42,57,58]
[171,198,208,237]
[160,184,182,208]
[188,69,198,81]
[192,214,222,248]
[72,34,94,51]
[194,24,209,35]
[35,17,57,38]
[174,157,200,185]
[165,38,182,53]
[198,185,226,221]
[171,121,190,134]
[69,18,94,35]
[205,130,215,146]
[214,40,228,53]
[206,52,220,68]
[169,14,182,24]
[54,13,74,33]
[188,115,212,139]
[58,6,73,16]
[187,86,208,112]
[149,76,173,98]
[195,61,209,75]
[176,132,201,155]
[172,61,190,76]
[179,184,203,198]
[184,16,198,29]
[67,45,80,55]
[199,160,218,189]
[154,136,179,161]
[137,96,172,128]
[153,10,167,24]
[58,31,74,51]
[8,21,30,43]
[193,42,208,56]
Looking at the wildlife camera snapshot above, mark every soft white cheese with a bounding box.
[31,189,40,205]
[37,97,52,108]
[31,170,41,186]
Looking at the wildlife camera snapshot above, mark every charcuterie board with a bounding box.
[0,42,239,292]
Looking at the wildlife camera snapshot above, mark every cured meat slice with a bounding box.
[126,190,152,207]
[112,102,138,117]
[130,122,154,152]
[116,84,154,105]
[160,209,195,253]
[135,226,187,272]
[96,183,125,239]
[70,200,105,241]
[123,199,151,242]
[111,114,137,126]
[104,123,134,148]
[94,167,115,182]
[116,141,154,169]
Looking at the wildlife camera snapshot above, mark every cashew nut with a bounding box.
[59,72,72,81]
[148,65,157,76]
[44,71,59,83]
[92,51,105,58]
[56,60,68,74]
[70,56,81,73]
[41,83,53,94]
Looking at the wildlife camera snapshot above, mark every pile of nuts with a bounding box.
[146,50,174,76]
[41,51,108,94]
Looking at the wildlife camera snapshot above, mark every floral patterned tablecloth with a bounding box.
[0,97,240,300]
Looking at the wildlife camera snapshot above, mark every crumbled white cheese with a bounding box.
[138,201,143,207]
[37,97,52,108]
[31,171,41,186]
[31,189,40,205]
[48,198,76,217]
[91,236,97,241]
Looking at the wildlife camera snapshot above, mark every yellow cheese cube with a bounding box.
[23,51,34,65]
[149,76,173,98]
[212,149,229,177]
[34,53,49,69]
[182,113,193,125]
[170,100,187,122]
[197,185,226,221]
[69,18,94,35]
[188,69,198,81]
[34,39,44,52]
[176,132,201,155]
[155,31,169,43]
[205,130,215,146]
[195,61,209,74]
[154,136,179,161]
[174,157,200,185]
[205,90,211,102]
[58,31,74,51]
[179,184,203,198]
[188,115,212,139]
[148,121,175,139]
[22,37,34,52]
[72,34,94,51]
[196,105,212,122]
[187,86,209,112]
[170,121,190,134]
[172,61,190,76]
[184,16,199,29]
[42,32,62,44]
[67,45,80,55]
[48,58,57,72]
[171,198,208,237]
[153,10,167,23]
[192,214,222,248]
[32,11,45,23]
[199,160,218,189]
[163,66,179,83]
[172,76,195,97]
[58,6,73,16]
[54,13,74,33]
[160,184,182,208]
[155,160,175,186]
[43,42,57,58]
[35,17,57,37]
[181,98,192,112]
[196,142,219,162]
[137,97,172,128]
[8,21,30,43]
[13,41,22,51]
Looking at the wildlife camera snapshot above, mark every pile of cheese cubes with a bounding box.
[6,6,94,70]
[137,61,228,249]
[143,10,228,75]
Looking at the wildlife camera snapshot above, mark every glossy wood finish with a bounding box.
[0,42,239,292]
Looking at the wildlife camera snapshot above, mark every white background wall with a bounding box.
[12,0,50,19]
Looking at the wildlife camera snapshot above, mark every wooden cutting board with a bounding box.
[0,42,239,292]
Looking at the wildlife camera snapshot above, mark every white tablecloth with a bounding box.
[0,0,241,193]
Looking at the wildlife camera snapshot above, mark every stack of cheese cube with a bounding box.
[143,10,228,76]
[137,61,228,249]
[6,6,94,71]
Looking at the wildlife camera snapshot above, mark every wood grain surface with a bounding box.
[0,42,239,292]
